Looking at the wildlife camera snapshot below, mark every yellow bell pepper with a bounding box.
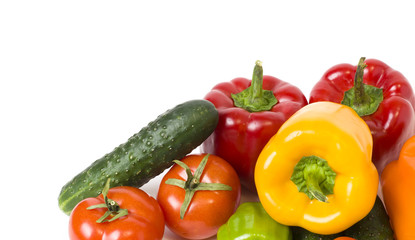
[254,102,378,235]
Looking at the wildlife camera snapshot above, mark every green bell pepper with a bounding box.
[217,202,292,240]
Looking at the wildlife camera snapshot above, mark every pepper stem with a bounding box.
[250,60,264,98]
[290,156,336,203]
[354,57,368,106]
[341,57,383,116]
[305,172,329,203]
[231,61,278,112]
[165,154,232,219]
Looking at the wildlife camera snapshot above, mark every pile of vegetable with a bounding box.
[58,57,415,240]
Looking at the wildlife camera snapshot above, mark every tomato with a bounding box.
[334,237,356,240]
[157,154,241,239]
[69,180,165,240]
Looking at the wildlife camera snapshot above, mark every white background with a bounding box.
[1,1,414,239]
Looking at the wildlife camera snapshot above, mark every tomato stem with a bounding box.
[87,178,129,223]
[165,154,232,219]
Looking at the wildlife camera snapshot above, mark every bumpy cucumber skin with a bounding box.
[58,100,218,215]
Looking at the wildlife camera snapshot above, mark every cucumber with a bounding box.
[58,99,218,215]
[292,227,341,240]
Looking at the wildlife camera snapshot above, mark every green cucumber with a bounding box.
[58,99,218,215]
[292,227,341,240]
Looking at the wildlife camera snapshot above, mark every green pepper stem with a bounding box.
[341,57,383,116]
[305,174,329,203]
[290,156,336,203]
[250,60,264,98]
[231,61,278,112]
[353,57,368,106]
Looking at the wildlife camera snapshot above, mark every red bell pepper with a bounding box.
[201,61,307,191]
[310,57,415,173]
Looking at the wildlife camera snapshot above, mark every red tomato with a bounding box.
[69,185,165,240]
[157,154,241,239]
[334,237,357,240]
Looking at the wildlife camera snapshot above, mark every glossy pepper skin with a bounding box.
[310,58,415,173]
[217,202,292,240]
[255,102,379,235]
[292,196,393,240]
[201,61,307,191]
[381,135,415,240]
[291,196,393,240]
